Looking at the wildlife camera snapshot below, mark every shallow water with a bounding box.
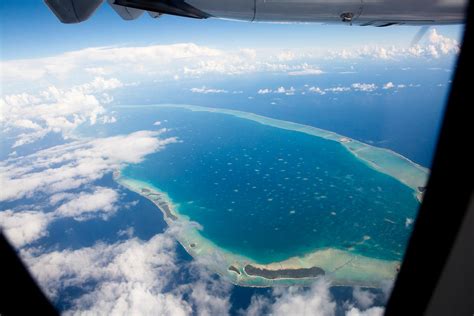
[121,106,420,264]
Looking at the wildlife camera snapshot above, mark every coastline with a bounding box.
[116,174,400,288]
[112,104,427,288]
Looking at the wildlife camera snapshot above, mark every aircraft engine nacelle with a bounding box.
[44,0,104,24]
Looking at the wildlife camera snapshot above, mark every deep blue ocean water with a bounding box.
[120,107,419,263]
[112,60,455,168]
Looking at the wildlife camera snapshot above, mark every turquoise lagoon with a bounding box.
[117,104,429,287]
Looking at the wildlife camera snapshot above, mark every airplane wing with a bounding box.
[45,0,467,25]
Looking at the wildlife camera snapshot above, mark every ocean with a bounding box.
[117,105,421,268]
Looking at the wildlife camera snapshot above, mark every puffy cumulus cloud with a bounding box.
[243,279,336,316]
[0,130,176,202]
[426,28,460,57]
[55,187,119,220]
[263,83,389,96]
[1,77,123,148]
[23,233,182,308]
[0,130,176,248]
[326,29,459,60]
[325,86,351,93]
[243,295,272,316]
[308,86,326,95]
[264,83,388,96]
[327,46,399,60]
[77,76,123,92]
[383,82,395,90]
[275,86,296,95]
[0,186,122,247]
[345,306,385,316]
[174,261,232,316]
[0,210,51,247]
[20,230,232,315]
[270,280,336,316]
[242,280,388,316]
[257,86,296,95]
[190,86,228,94]
[352,287,377,309]
[351,83,378,92]
[257,88,272,94]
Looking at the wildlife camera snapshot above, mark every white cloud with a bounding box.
[275,86,296,95]
[351,83,378,92]
[288,68,324,76]
[327,29,459,60]
[23,233,186,312]
[346,306,385,316]
[257,88,272,94]
[1,77,123,148]
[175,262,232,316]
[243,295,272,316]
[1,44,222,87]
[19,230,232,315]
[0,187,121,247]
[308,86,326,95]
[239,48,257,60]
[242,279,389,316]
[117,227,135,238]
[243,279,336,316]
[383,82,395,90]
[190,86,228,94]
[0,210,51,247]
[353,287,377,309]
[1,29,459,94]
[427,28,460,57]
[10,119,43,130]
[325,86,351,93]
[55,187,119,220]
[76,76,124,93]
[85,67,107,76]
[0,130,176,202]
[276,51,297,62]
[270,280,336,316]
[0,130,176,248]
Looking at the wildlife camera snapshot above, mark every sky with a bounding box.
[0,0,464,60]
[0,0,467,315]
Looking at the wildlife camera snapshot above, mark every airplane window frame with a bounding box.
[385,2,473,315]
[0,3,472,315]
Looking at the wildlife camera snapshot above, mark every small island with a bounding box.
[228,266,241,275]
[244,264,325,280]
[140,188,178,220]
